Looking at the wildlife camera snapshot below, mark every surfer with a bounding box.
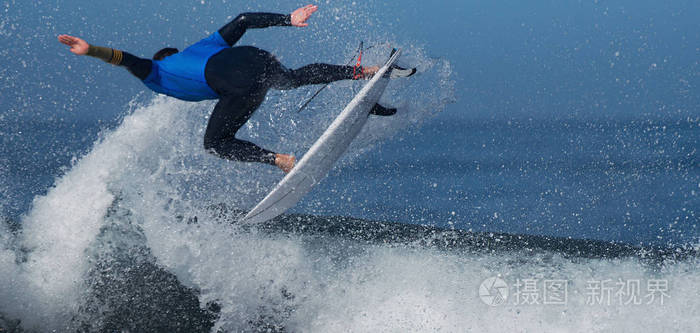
[58,5,408,173]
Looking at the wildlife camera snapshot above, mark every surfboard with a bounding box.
[240,49,403,224]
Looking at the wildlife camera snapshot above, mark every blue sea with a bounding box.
[1,0,698,331]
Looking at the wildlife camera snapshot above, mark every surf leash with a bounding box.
[352,41,364,80]
[297,41,367,113]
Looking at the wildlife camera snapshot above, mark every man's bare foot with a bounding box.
[362,66,380,79]
[275,153,295,173]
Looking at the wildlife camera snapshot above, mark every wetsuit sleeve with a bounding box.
[218,13,292,46]
[86,45,152,80]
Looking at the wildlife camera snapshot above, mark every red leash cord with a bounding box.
[352,41,364,80]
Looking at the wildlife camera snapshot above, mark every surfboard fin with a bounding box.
[370,103,397,116]
[390,64,417,78]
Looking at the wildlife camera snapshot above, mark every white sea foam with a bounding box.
[142,213,699,332]
[0,97,197,329]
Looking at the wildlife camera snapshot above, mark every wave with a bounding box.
[2,206,697,331]
[1,43,696,332]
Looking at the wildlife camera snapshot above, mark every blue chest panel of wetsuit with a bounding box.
[143,32,228,101]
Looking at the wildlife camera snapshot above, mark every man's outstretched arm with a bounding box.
[218,4,318,46]
[58,34,152,80]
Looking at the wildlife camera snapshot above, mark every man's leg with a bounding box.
[269,62,378,90]
[203,93,294,171]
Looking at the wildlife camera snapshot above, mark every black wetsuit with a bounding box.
[110,13,358,165]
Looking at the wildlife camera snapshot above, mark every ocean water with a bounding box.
[1,0,698,331]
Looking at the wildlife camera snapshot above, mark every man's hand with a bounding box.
[290,4,318,27]
[58,34,89,55]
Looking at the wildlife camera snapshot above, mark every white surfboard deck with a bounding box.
[240,49,402,224]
